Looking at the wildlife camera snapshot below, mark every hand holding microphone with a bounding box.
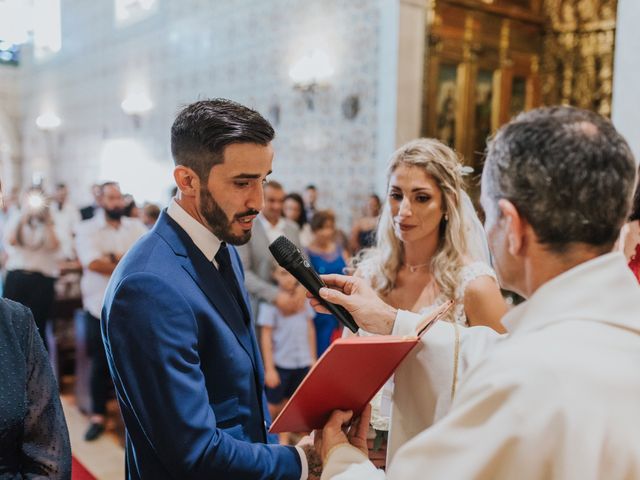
[269,236,359,333]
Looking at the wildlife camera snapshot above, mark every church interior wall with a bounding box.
[0,65,22,191]
[16,0,387,229]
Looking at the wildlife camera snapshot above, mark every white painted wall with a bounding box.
[17,0,387,228]
[395,0,427,148]
[612,0,640,165]
[374,0,429,196]
[0,65,22,190]
[375,0,400,196]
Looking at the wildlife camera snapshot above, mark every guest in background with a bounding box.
[350,193,381,254]
[303,184,318,221]
[306,210,350,355]
[141,202,161,229]
[123,194,139,218]
[283,192,311,247]
[75,181,147,441]
[0,298,71,478]
[258,266,317,445]
[3,187,61,347]
[619,166,640,281]
[238,181,305,319]
[0,186,20,295]
[0,180,71,479]
[50,182,81,263]
[80,183,101,220]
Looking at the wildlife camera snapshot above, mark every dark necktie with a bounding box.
[215,243,249,322]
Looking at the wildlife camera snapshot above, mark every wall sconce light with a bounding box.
[35,112,61,176]
[289,48,334,110]
[121,90,153,128]
[35,111,61,130]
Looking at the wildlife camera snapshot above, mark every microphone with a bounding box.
[269,235,359,333]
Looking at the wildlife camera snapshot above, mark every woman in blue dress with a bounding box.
[306,210,350,355]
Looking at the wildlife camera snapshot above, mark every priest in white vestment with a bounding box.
[310,106,640,480]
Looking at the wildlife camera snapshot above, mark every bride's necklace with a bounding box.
[405,262,430,273]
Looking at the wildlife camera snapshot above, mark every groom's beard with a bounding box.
[200,188,257,245]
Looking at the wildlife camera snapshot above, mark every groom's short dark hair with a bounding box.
[171,98,275,182]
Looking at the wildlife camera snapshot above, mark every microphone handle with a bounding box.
[316,296,359,333]
[286,259,359,333]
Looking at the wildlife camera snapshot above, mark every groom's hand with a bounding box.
[308,274,397,335]
[297,435,322,480]
[314,404,372,463]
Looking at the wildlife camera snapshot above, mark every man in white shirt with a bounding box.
[75,181,147,441]
[238,180,306,318]
[50,183,81,261]
[310,106,640,479]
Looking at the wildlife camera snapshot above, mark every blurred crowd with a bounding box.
[0,182,160,311]
[0,178,382,442]
[4,157,638,450]
[2,97,639,480]
[0,181,161,440]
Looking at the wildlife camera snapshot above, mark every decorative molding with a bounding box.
[541,0,617,116]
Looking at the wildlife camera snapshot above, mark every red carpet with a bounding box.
[72,456,97,480]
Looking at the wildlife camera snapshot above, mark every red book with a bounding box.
[269,301,453,433]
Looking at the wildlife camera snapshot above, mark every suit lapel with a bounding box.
[229,246,265,386]
[154,212,257,370]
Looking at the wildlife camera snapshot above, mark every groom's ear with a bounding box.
[173,166,200,198]
[498,199,527,256]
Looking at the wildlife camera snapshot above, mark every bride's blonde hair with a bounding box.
[355,138,468,308]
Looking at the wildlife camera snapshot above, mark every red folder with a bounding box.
[269,300,453,433]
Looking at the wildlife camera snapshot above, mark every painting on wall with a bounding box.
[510,76,527,119]
[435,64,458,148]
[473,69,494,160]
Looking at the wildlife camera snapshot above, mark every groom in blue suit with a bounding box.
[102,99,317,479]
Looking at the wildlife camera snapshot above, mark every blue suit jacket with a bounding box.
[101,211,301,479]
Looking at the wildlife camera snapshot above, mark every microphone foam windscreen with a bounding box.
[269,235,298,265]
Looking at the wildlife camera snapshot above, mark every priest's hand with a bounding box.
[315,405,372,463]
[308,274,397,335]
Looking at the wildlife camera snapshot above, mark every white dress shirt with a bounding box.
[75,211,147,318]
[51,201,82,260]
[258,213,287,244]
[2,210,61,277]
[167,200,309,480]
[323,253,640,479]
[167,199,221,267]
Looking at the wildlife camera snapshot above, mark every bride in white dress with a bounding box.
[350,138,507,463]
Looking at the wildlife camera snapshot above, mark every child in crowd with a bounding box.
[258,265,317,444]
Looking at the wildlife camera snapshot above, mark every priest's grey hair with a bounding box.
[483,106,637,253]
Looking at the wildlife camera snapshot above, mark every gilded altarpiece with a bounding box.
[541,0,617,117]
[422,0,544,197]
[422,0,617,203]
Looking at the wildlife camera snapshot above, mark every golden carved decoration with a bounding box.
[541,0,617,116]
